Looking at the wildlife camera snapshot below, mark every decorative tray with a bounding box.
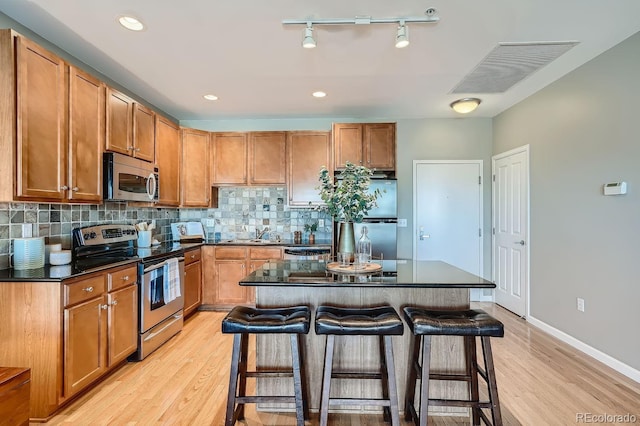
[326,262,382,274]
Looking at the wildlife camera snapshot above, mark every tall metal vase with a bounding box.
[337,222,356,257]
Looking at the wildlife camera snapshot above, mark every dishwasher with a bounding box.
[283,246,331,260]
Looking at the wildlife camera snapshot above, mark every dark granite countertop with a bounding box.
[240,260,495,288]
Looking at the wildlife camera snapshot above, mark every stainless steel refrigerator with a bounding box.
[336,179,398,270]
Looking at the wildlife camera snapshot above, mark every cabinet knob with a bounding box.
[135,148,141,152]
[60,185,69,190]
[122,275,129,281]
[72,187,79,191]
[190,254,195,259]
[101,304,108,310]
[128,146,135,151]
[83,286,94,293]
[111,300,119,306]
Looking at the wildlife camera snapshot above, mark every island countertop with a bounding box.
[240,259,495,288]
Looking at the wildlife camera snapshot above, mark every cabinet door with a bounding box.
[211,133,247,185]
[156,115,181,206]
[287,131,331,206]
[181,128,210,207]
[107,284,138,366]
[68,66,103,202]
[64,296,106,398]
[15,36,67,201]
[105,88,133,156]
[184,260,202,316]
[214,261,247,306]
[332,123,363,169]
[200,246,216,305]
[133,103,155,162]
[364,123,396,170]
[249,132,286,185]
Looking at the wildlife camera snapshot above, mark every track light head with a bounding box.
[395,22,409,48]
[302,23,316,49]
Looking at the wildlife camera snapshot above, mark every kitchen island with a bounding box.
[239,259,495,415]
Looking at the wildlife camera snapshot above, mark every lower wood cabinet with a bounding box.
[201,245,282,310]
[0,263,138,420]
[0,367,30,426]
[183,247,202,316]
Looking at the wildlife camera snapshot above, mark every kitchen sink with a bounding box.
[218,239,273,245]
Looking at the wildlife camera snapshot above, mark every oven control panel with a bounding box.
[73,224,138,246]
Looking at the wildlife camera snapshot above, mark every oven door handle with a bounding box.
[143,257,185,273]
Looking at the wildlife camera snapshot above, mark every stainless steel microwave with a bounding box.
[103,152,159,202]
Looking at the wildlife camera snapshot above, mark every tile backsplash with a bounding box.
[0,186,332,270]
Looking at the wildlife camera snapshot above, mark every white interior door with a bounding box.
[413,161,484,300]
[492,146,529,317]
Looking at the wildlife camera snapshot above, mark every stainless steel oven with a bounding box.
[133,253,185,361]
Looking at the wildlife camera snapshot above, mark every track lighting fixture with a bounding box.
[302,23,316,49]
[283,10,439,49]
[395,21,409,48]
[450,98,482,114]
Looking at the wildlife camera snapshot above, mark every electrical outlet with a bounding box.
[318,219,325,227]
[21,223,33,238]
[397,219,407,227]
[204,218,215,227]
[577,297,585,312]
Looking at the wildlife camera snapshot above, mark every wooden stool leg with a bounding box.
[466,336,480,425]
[404,334,421,422]
[418,335,432,426]
[290,334,305,426]
[481,336,503,426]
[319,335,336,426]
[225,333,242,426]
[379,335,391,422]
[383,335,401,426]
[296,334,310,420]
[236,333,249,420]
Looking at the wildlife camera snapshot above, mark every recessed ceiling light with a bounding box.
[118,15,145,31]
[312,91,327,98]
[203,94,219,101]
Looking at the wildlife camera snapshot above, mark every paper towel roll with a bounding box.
[13,237,45,270]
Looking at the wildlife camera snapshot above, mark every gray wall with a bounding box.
[493,32,640,370]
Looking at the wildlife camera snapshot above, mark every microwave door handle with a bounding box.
[147,173,156,200]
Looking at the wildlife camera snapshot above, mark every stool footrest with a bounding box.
[428,398,493,409]
[245,371,294,378]
[331,371,383,380]
[429,373,473,382]
[236,395,297,404]
[329,398,392,407]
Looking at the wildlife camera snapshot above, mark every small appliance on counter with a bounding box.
[12,237,45,270]
[171,222,205,242]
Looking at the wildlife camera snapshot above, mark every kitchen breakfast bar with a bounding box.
[239,259,496,415]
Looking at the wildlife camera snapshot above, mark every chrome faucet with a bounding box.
[256,226,270,239]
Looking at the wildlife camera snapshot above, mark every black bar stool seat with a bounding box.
[403,307,504,426]
[315,305,404,426]
[222,305,311,426]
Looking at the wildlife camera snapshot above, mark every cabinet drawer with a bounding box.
[64,275,106,307]
[107,265,138,291]
[214,247,247,260]
[0,367,30,426]
[184,248,201,265]
[249,247,282,260]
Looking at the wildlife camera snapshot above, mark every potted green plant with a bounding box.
[317,161,381,255]
[304,221,319,244]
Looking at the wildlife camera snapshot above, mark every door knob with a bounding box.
[515,240,525,246]
[419,227,430,241]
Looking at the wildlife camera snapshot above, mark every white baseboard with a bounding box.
[527,315,640,384]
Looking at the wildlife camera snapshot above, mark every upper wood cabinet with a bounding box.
[106,88,155,162]
[181,128,210,207]
[332,123,396,171]
[211,132,248,185]
[156,115,181,206]
[248,132,286,185]
[287,131,332,206]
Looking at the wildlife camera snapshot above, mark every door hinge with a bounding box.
[479,228,482,237]
[492,174,496,182]
[478,176,482,185]
[492,227,495,235]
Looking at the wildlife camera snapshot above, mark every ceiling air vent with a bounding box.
[451,41,579,94]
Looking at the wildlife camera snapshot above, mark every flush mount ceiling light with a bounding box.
[283,9,439,49]
[203,94,219,101]
[450,98,482,114]
[118,15,145,31]
[395,21,409,48]
[302,23,316,49]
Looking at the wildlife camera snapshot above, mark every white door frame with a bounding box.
[412,160,484,282]
[492,145,530,317]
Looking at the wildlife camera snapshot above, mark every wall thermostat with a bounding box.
[603,182,627,195]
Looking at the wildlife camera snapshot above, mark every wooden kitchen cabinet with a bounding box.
[248,132,286,185]
[211,132,248,185]
[181,129,210,207]
[183,247,202,316]
[0,263,138,420]
[248,247,283,304]
[106,88,155,162]
[332,123,396,171]
[287,131,332,206]
[0,367,31,426]
[156,115,181,206]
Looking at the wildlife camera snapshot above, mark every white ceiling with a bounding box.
[1,0,639,121]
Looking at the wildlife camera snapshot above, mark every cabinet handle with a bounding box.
[121,275,129,281]
[128,146,135,151]
[135,148,141,152]
[190,254,195,259]
[83,286,94,293]
[101,304,108,310]
[60,185,69,190]
[72,187,79,191]
[111,300,119,306]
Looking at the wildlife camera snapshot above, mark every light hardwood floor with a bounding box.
[43,303,640,425]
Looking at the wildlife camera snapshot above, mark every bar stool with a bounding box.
[315,305,404,426]
[222,305,311,426]
[403,307,504,426]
